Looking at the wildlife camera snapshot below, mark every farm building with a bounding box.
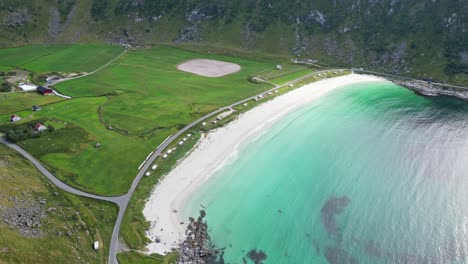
[18,83,38,91]
[10,114,21,122]
[32,105,42,111]
[34,123,47,132]
[37,86,53,95]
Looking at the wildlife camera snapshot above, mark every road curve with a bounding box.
[0,138,128,205]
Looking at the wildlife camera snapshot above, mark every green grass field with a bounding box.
[55,46,276,134]
[0,45,124,73]
[0,144,117,264]
[117,251,177,264]
[0,45,293,196]
[0,92,65,115]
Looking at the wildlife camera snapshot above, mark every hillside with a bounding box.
[0,0,466,84]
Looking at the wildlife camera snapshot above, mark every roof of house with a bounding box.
[37,86,53,93]
[35,123,45,129]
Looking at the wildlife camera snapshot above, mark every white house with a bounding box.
[276,65,282,70]
[10,114,21,122]
[34,123,47,132]
[151,165,158,171]
[93,241,99,250]
[19,83,38,91]
[179,141,184,146]
[145,172,151,177]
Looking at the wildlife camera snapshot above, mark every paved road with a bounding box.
[107,68,343,264]
[0,138,128,205]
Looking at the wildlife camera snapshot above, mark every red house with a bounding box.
[37,86,53,95]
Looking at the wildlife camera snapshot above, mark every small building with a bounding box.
[167,149,173,154]
[187,134,192,137]
[19,83,38,91]
[276,65,283,70]
[145,172,151,177]
[179,141,184,146]
[10,114,21,122]
[243,103,248,107]
[202,122,207,126]
[151,165,158,171]
[34,123,47,132]
[32,105,42,111]
[93,241,99,250]
[37,86,53,95]
[162,154,168,159]
[95,143,101,148]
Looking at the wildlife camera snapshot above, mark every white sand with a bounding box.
[177,59,241,77]
[143,74,386,255]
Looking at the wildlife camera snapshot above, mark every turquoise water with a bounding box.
[184,81,468,264]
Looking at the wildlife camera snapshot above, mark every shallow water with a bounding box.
[184,81,468,264]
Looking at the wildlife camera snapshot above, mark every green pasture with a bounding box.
[0,92,64,115]
[0,45,124,73]
[0,98,174,195]
[55,46,275,134]
[0,44,313,196]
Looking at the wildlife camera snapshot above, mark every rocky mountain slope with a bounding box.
[0,0,466,85]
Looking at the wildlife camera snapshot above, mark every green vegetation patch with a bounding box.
[0,45,124,73]
[0,144,117,264]
[0,92,64,115]
[56,46,275,134]
[0,97,174,195]
[117,251,178,264]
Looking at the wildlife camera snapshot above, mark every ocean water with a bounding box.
[183,81,468,264]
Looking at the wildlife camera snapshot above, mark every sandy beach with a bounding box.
[143,74,386,255]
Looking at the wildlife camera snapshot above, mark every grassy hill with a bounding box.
[0,144,117,264]
[0,0,466,85]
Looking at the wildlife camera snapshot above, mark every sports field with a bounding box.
[0,45,311,196]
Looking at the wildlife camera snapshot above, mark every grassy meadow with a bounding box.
[0,144,117,264]
[0,92,65,115]
[0,44,314,196]
[0,45,124,73]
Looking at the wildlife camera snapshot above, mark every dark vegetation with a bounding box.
[0,119,47,142]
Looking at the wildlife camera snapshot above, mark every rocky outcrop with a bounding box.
[178,210,224,264]
[394,80,468,101]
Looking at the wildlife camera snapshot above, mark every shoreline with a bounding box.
[143,74,387,255]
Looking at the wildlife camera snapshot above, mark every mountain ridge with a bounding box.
[0,0,466,85]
